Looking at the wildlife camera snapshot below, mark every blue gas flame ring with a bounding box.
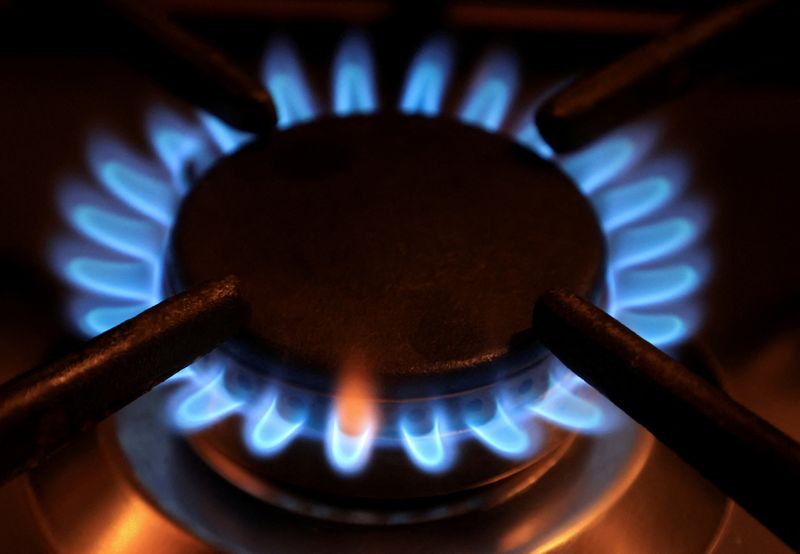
[52,32,711,476]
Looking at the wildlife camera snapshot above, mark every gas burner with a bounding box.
[167,112,607,513]
[50,31,708,523]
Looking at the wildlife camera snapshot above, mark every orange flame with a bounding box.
[334,348,377,437]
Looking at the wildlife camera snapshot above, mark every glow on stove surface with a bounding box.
[52,31,711,476]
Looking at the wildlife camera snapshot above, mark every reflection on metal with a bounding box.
[25,425,212,553]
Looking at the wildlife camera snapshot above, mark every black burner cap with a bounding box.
[170,114,604,394]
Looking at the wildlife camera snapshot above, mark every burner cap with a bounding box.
[170,114,604,393]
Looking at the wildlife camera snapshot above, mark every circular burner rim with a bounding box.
[169,113,606,395]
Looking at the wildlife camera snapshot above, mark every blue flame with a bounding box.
[459,49,519,132]
[399,36,454,117]
[172,370,244,431]
[52,110,219,336]
[333,33,378,116]
[243,390,308,455]
[65,258,155,301]
[609,217,697,269]
[146,107,217,189]
[512,85,570,161]
[93,160,178,226]
[53,35,711,477]
[262,37,318,129]
[326,415,376,475]
[198,112,253,155]
[617,311,687,346]
[593,176,674,231]
[530,374,604,431]
[562,137,636,194]
[81,303,149,336]
[615,265,699,307]
[399,407,452,472]
[465,399,533,457]
[69,205,164,262]
[515,121,555,160]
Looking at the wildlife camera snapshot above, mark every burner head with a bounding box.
[171,114,604,394]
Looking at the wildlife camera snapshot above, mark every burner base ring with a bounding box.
[22,385,731,553]
[189,425,575,525]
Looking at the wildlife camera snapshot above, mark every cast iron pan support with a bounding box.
[93,0,277,134]
[534,289,800,552]
[0,276,247,485]
[536,0,789,153]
